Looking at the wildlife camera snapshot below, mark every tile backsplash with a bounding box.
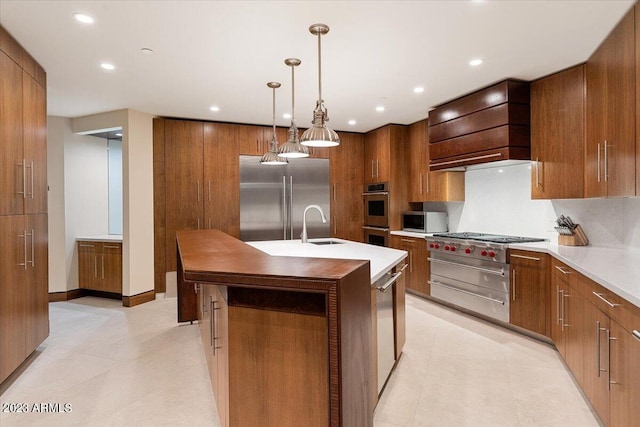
[424,162,640,250]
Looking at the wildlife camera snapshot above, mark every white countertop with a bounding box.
[510,242,640,308]
[247,238,407,283]
[76,235,123,242]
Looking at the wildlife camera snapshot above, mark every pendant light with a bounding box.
[260,82,288,165]
[300,24,340,148]
[278,58,309,158]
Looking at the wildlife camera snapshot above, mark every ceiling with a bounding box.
[0,0,635,133]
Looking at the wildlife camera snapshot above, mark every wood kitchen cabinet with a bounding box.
[0,25,48,385]
[407,119,464,202]
[330,132,364,241]
[509,250,549,336]
[585,7,636,198]
[77,240,123,294]
[609,318,640,427]
[530,65,585,199]
[237,124,268,156]
[391,235,429,297]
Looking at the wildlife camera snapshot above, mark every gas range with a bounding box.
[426,232,545,263]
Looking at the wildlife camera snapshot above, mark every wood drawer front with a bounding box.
[102,243,122,254]
[429,80,530,126]
[576,273,640,331]
[78,241,102,253]
[551,259,572,285]
[429,103,530,144]
[509,250,548,267]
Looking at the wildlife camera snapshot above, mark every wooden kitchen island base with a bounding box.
[176,230,373,427]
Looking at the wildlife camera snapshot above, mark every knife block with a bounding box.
[558,225,589,246]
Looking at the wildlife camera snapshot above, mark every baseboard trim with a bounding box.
[123,290,156,307]
[48,289,87,302]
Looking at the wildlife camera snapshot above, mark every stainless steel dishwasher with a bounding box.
[374,268,404,394]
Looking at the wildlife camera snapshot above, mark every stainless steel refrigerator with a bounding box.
[239,155,330,241]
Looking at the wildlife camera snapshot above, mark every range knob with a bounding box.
[464,248,472,254]
[434,243,441,249]
[488,250,496,258]
[450,246,457,252]
[481,250,488,256]
[429,243,435,249]
[444,245,450,251]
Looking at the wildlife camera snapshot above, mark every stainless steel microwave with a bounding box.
[402,211,448,233]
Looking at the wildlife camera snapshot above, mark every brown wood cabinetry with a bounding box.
[0,25,48,385]
[407,120,464,202]
[77,240,123,294]
[530,65,585,199]
[585,7,636,198]
[509,250,549,336]
[0,214,48,384]
[390,235,429,296]
[237,124,268,156]
[609,319,640,427]
[364,127,390,183]
[330,132,364,241]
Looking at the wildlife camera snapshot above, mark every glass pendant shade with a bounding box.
[278,58,309,158]
[300,23,340,148]
[261,81,288,165]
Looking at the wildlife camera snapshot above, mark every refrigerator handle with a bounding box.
[282,176,287,240]
[290,176,294,240]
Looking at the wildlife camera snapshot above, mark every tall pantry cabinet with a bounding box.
[0,26,49,384]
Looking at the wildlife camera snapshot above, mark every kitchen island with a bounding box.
[176,229,406,427]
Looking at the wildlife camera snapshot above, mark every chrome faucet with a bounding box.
[301,205,327,243]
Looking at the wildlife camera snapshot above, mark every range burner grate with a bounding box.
[431,232,546,244]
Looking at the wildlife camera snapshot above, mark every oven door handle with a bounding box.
[361,191,389,196]
[428,280,506,305]
[362,226,390,231]
[427,257,505,277]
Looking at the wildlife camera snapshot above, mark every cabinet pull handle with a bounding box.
[18,231,27,269]
[17,160,27,198]
[210,299,215,351]
[30,229,34,267]
[596,320,603,377]
[333,216,336,235]
[632,330,640,342]
[101,255,105,279]
[371,160,375,179]
[30,161,34,199]
[208,218,212,229]
[401,238,416,243]
[608,329,617,389]
[409,250,413,273]
[562,291,570,330]
[94,255,98,278]
[208,180,211,202]
[535,158,540,188]
[555,265,571,275]
[79,244,95,248]
[419,173,423,194]
[333,183,336,202]
[426,172,430,194]
[592,292,621,308]
[597,143,601,183]
[556,286,561,326]
[511,254,541,261]
[197,218,200,230]
[376,160,380,178]
[103,245,120,249]
[603,140,608,182]
[512,269,516,301]
[197,180,201,203]
[399,263,409,272]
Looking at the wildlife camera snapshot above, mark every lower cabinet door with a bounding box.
[609,320,640,427]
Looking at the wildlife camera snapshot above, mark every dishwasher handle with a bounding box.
[427,257,505,277]
[377,271,402,292]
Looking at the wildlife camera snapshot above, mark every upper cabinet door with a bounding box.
[23,73,47,214]
[408,120,427,202]
[531,65,585,199]
[0,51,24,215]
[585,7,636,198]
[237,124,267,156]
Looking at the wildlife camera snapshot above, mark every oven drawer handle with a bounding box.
[362,226,390,231]
[633,330,640,342]
[362,191,389,196]
[428,280,506,305]
[377,271,403,292]
[427,257,505,277]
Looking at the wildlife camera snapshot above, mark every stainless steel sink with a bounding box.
[309,240,344,245]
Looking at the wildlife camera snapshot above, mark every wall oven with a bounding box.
[363,182,389,228]
[363,225,389,247]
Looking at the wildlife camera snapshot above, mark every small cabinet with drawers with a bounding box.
[77,239,123,294]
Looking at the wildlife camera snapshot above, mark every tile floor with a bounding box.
[0,294,600,427]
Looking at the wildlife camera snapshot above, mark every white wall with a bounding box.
[108,140,123,235]
[47,116,109,292]
[427,162,640,249]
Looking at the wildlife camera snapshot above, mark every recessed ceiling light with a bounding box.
[209,106,220,112]
[140,48,153,55]
[74,13,94,24]
[413,86,425,94]
[469,58,483,67]
[283,113,292,119]
[376,106,385,112]
[348,120,356,125]
[100,63,115,70]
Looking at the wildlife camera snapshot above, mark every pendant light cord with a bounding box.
[271,87,276,149]
[291,64,296,123]
[317,32,322,103]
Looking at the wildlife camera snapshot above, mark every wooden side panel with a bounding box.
[610,320,640,427]
[164,120,204,272]
[0,215,27,383]
[0,25,24,65]
[228,306,329,427]
[330,132,364,241]
[408,120,427,202]
[394,261,406,359]
[531,65,585,199]
[509,251,548,335]
[389,125,409,231]
[0,50,24,216]
[153,118,166,292]
[23,72,47,214]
